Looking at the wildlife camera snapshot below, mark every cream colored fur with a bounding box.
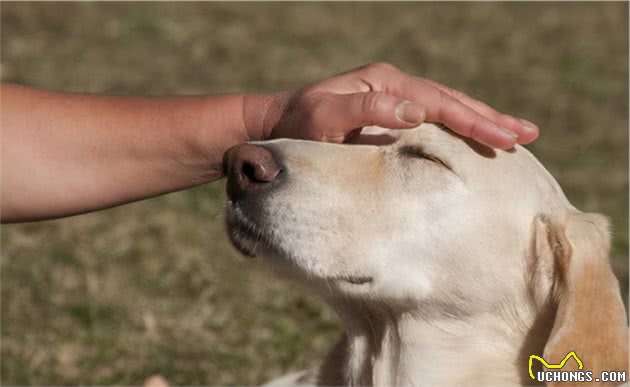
[225,124,628,387]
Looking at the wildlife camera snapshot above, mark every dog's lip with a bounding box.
[328,275,374,285]
[226,202,289,260]
[226,203,264,258]
[228,224,259,257]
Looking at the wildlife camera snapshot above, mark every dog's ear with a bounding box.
[529,213,628,385]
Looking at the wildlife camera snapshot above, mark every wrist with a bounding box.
[242,91,292,141]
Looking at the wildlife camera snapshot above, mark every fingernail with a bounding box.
[396,102,424,124]
[518,118,538,132]
[497,126,518,140]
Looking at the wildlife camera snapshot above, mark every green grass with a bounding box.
[1,2,628,385]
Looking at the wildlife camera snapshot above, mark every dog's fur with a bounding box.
[225,124,628,386]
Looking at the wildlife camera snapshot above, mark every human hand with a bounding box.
[264,63,538,149]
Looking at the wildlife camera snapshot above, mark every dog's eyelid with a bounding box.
[398,145,453,171]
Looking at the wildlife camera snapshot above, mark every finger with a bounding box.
[389,79,519,149]
[315,92,426,142]
[421,78,539,144]
[432,91,518,149]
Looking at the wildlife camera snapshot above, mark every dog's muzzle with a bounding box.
[223,144,285,257]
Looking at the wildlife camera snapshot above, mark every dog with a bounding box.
[223,123,628,386]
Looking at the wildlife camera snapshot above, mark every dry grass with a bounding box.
[1,2,627,385]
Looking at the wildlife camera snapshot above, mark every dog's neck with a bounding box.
[319,296,550,387]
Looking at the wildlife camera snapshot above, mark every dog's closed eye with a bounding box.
[398,145,453,171]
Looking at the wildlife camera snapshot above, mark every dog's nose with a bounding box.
[223,144,282,200]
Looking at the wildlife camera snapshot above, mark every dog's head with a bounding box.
[224,124,570,302]
[224,124,626,376]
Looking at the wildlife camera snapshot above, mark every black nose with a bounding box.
[223,144,282,201]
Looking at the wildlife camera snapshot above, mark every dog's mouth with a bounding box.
[226,203,268,258]
[226,202,374,287]
[328,275,374,285]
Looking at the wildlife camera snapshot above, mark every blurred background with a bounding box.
[1,2,627,385]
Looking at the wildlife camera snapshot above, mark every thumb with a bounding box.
[319,92,425,136]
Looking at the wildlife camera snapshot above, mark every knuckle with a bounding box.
[466,121,480,138]
[365,62,399,75]
[300,96,325,128]
[360,92,382,116]
[434,89,450,121]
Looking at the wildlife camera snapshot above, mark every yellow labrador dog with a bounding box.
[223,124,628,387]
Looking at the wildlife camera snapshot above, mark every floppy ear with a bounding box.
[529,212,628,385]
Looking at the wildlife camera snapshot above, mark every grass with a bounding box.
[1,2,628,385]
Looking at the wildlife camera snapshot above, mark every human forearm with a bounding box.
[0,84,273,222]
[1,64,540,223]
